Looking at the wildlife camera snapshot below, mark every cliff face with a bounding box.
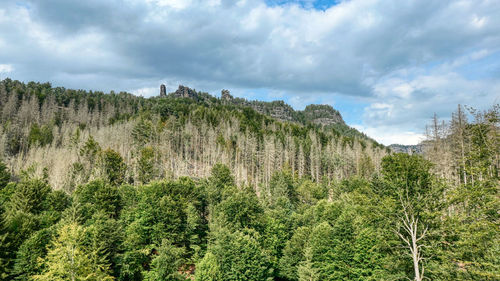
[218,91,345,125]
[173,85,198,99]
[389,144,423,154]
[251,101,295,122]
[162,86,346,126]
[302,104,345,126]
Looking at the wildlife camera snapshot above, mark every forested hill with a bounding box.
[166,84,371,141]
[0,78,386,191]
[0,78,498,281]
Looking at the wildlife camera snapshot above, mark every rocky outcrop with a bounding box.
[252,101,295,122]
[389,144,423,155]
[173,85,198,99]
[302,104,345,126]
[221,89,233,101]
[160,84,166,97]
[168,85,346,126]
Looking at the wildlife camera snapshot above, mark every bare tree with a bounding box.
[395,197,428,281]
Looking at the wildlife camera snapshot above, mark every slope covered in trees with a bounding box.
[0,78,498,280]
[0,79,386,191]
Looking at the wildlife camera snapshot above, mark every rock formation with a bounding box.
[160,84,166,97]
[388,144,423,155]
[221,89,233,102]
[174,85,198,99]
[303,104,345,126]
[168,85,347,127]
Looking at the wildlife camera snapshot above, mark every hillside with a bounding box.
[0,79,386,191]
[0,78,498,281]
[172,85,372,141]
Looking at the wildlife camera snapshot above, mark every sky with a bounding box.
[0,0,499,145]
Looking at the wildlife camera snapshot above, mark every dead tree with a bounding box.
[395,197,428,281]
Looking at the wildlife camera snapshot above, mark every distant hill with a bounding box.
[167,85,377,143]
[0,79,388,190]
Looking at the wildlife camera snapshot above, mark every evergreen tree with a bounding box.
[143,239,185,281]
[0,160,10,189]
[33,222,114,281]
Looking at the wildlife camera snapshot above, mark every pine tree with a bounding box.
[33,222,114,281]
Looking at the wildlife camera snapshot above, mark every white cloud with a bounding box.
[131,87,158,97]
[0,0,499,145]
[353,125,425,146]
[147,0,192,9]
[0,64,13,73]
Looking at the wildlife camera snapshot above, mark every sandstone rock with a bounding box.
[388,144,423,155]
[221,89,233,101]
[174,85,198,99]
[160,84,166,97]
[303,104,345,126]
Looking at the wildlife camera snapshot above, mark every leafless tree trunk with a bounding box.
[395,198,428,281]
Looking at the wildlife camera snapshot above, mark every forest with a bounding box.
[0,79,498,280]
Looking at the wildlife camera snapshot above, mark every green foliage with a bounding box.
[358,154,375,178]
[74,180,121,219]
[208,229,274,281]
[0,81,498,280]
[137,146,159,184]
[280,226,311,280]
[6,178,51,215]
[380,153,433,198]
[33,222,114,281]
[132,118,157,146]
[28,123,54,147]
[195,252,220,281]
[212,189,264,232]
[296,179,327,205]
[0,160,10,189]
[0,177,67,279]
[143,239,185,281]
[79,136,101,162]
[101,149,127,186]
[12,227,56,280]
[206,163,236,205]
[264,169,297,208]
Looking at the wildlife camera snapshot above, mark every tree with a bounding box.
[143,239,185,281]
[100,149,127,186]
[12,228,56,280]
[394,201,427,281]
[33,222,114,281]
[195,252,220,281]
[0,177,56,279]
[206,163,235,205]
[208,229,273,281]
[0,160,10,189]
[137,146,159,184]
[74,180,121,219]
[297,247,319,281]
[4,178,52,216]
[28,123,53,147]
[212,189,264,232]
[263,169,296,208]
[381,153,438,281]
[279,226,311,281]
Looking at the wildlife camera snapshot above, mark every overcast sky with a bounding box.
[1,0,499,145]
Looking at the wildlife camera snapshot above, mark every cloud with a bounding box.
[0,0,499,144]
[0,64,13,73]
[353,125,425,146]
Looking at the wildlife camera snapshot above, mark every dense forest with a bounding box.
[0,79,498,280]
[0,79,386,191]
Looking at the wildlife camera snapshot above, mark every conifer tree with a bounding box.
[33,222,114,281]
